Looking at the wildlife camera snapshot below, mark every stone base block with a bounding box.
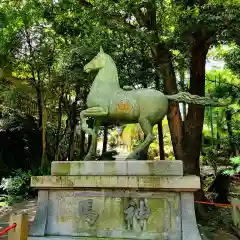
[28,161,202,240]
[51,160,183,176]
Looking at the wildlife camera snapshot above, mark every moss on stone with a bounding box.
[31,176,39,186]
[147,198,166,232]
[104,162,116,175]
[52,162,71,175]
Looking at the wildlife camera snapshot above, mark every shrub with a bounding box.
[223,156,240,176]
[0,169,32,204]
[0,167,50,205]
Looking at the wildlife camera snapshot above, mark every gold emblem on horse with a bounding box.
[116,101,131,113]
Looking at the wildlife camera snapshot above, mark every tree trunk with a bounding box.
[55,91,64,161]
[36,85,43,130]
[87,118,94,152]
[217,131,221,150]
[225,109,238,156]
[79,130,86,159]
[79,88,88,159]
[152,44,185,161]
[68,82,81,161]
[158,122,165,160]
[41,103,48,168]
[209,106,214,146]
[35,83,48,169]
[68,125,76,161]
[102,124,108,154]
[155,76,165,160]
[183,42,210,176]
[214,111,221,149]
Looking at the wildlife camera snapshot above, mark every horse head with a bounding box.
[84,47,106,73]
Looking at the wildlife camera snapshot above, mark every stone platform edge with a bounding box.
[30,175,200,191]
[51,160,183,176]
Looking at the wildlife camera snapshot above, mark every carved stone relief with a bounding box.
[135,199,150,231]
[124,198,150,231]
[78,199,99,227]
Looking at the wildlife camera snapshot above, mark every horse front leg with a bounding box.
[84,120,100,161]
[80,107,108,161]
[126,117,155,160]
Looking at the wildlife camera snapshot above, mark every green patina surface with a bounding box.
[81,47,168,161]
[52,162,71,175]
[80,47,226,161]
[72,196,125,234]
[56,195,179,236]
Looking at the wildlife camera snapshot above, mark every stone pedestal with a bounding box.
[28,160,202,240]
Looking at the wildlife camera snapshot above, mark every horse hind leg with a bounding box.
[126,117,155,160]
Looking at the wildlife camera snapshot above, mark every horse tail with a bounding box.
[165,92,227,106]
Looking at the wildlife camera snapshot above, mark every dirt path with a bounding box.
[0,199,37,224]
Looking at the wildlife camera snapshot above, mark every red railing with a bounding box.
[195,201,232,208]
[0,223,17,236]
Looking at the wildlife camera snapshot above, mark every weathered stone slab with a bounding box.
[51,160,183,176]
[31,175,200,191]
[181,193,201,240]
[29,190,181,240]
[232,198,240,228]
[29,190,48,236]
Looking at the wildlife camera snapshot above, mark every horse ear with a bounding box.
[100,46,104,53]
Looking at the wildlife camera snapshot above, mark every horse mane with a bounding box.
[102,52,119,83]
